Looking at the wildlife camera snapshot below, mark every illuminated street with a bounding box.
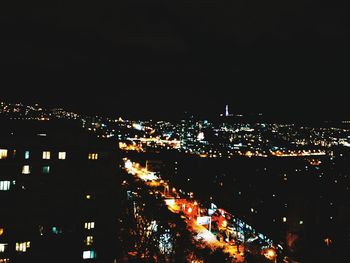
[123,158,276,262]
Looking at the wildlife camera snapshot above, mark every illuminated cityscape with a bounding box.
[1,101,350,262]
[1,1,348,262]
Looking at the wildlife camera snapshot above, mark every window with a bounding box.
[24,151,30,160]
[0,228,3,236]
[88,153,98,160]
[42,166,50,174]
[83,250,96,259]
[22,165,30,174]
[52,227,62,234]
[58,152,66,160]
[0,243,7,253]
[84,222,95,230]
[15,242,30,252]
[0,150,7,160]
[0,259,9,263]
[42,151,51,160]
[85,236,93,246]
[0,181,10,191]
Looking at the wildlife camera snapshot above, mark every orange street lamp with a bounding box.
[265,248,277,263]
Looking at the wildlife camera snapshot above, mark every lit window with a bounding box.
[88,153,98,160]
[52,227,62,234]
[0,258,10,263]
[0,243,7,252]
[15,241,30,252]
[84,222,95,230]
[0,181,10,191]
[22,165,30,174]
[42,166,50,174]
[86,236,93,246]
[58,152,66,160]
[0,149,7,160]
[42,151,51,160]
[83,250,97,259]
[24,151,30,160]
[0,228,3,236]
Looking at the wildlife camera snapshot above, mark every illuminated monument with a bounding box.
[220,104,232,117]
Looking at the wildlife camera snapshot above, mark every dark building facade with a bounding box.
[0,121,121,263]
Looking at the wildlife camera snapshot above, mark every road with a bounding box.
[123,158,276,262]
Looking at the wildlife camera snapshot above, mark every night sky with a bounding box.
[1,0,349,119]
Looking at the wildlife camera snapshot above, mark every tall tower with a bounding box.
[225,104,229,117]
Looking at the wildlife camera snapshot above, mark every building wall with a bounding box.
[0,139,121,263]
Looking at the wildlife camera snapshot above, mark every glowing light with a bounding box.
[197,132,205,141]
[264,248,276,260]
[86,236,93,246]
[88,153,98,160]
[84,222,95,230]
[124,160,132,169]
[15,242,30,252]
[22,165,30,174]
[0,181,10,191]
[58,152,66,160]
[42,151,51,160]
[0,243,7,253]
[165,199,175,206]
[0,149,8,159]
[324,238,332,246]
[132,123,143,131]
[83,250,96,259]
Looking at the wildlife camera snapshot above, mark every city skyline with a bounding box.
[1,99,350,262]
[1,1,349,262]
[1,93,349,121]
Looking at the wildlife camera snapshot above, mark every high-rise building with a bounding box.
[0,121,122,263]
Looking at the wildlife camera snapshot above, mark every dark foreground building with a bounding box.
[0,121,121,263]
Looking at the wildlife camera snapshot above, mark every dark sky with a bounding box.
[1,0,349,119]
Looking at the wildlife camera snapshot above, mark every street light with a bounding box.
[265,248,277,263]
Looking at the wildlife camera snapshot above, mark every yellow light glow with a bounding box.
[267,249,275,257]
[265,248,276,260]
[86,236,93,246]
[0,149,8,159]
